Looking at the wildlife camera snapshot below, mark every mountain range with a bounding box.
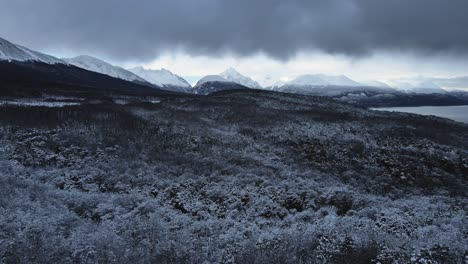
[1,36,468,106]
[0,37,164,97]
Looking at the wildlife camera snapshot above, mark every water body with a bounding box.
[372,105,468,124]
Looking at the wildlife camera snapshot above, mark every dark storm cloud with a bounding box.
[0,0,467,61]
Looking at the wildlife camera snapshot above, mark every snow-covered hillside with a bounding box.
[129,67,191,93]
[63,55,148,83]
[193,75,247,95]
[220,67,262,88]
[194,75,229,86]
[0,37,64,64]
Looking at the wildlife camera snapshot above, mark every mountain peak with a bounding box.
[219,67,261,89]
[0,36,64,64]
[128,67,192,92]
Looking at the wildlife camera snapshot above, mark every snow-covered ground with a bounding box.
[0,100,81,107]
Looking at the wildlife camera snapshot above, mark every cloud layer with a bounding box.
[1,0,467,62]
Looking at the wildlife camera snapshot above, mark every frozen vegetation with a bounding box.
[0,90,467,263]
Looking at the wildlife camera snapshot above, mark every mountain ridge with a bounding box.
[0,37,64,64]
[63,55,151,85]
[129,66,192,93]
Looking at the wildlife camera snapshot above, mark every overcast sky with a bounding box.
[1,0,467,86]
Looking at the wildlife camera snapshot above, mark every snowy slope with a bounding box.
[220,67,262,88]
[0,37,64,64]
[63,55,148,83]
[129,67,191,91]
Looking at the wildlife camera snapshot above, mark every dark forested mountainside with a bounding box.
[0,89,466,263]
[0,61,165,97]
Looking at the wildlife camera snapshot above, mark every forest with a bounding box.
[0,90,467,263]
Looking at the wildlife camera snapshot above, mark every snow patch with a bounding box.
[0,100,81,107]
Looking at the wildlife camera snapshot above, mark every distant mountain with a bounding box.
[272,74,369,97]
[193,75,248,95]
[220,67,262,89]
[0,37,163,97]
[386,79,446,94]
[129,67,192,93]
[63,55,150,85]
[361,80,392,89]
[0,37,64,64]
[285,74,362,87]
[382,76,468,92]
[430,76,468,91]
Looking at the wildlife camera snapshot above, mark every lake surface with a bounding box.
[372,105,468,124]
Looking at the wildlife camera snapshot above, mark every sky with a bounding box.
[1,0,468,87]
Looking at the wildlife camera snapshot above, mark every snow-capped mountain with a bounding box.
[0,36,163,96]
[219,67,262,89]
[193,75,248,95]
[0,37,64,64]
[271,74,400,98]
[129,66,191,93]
[285,74,361,87]
[63,55,149,84]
